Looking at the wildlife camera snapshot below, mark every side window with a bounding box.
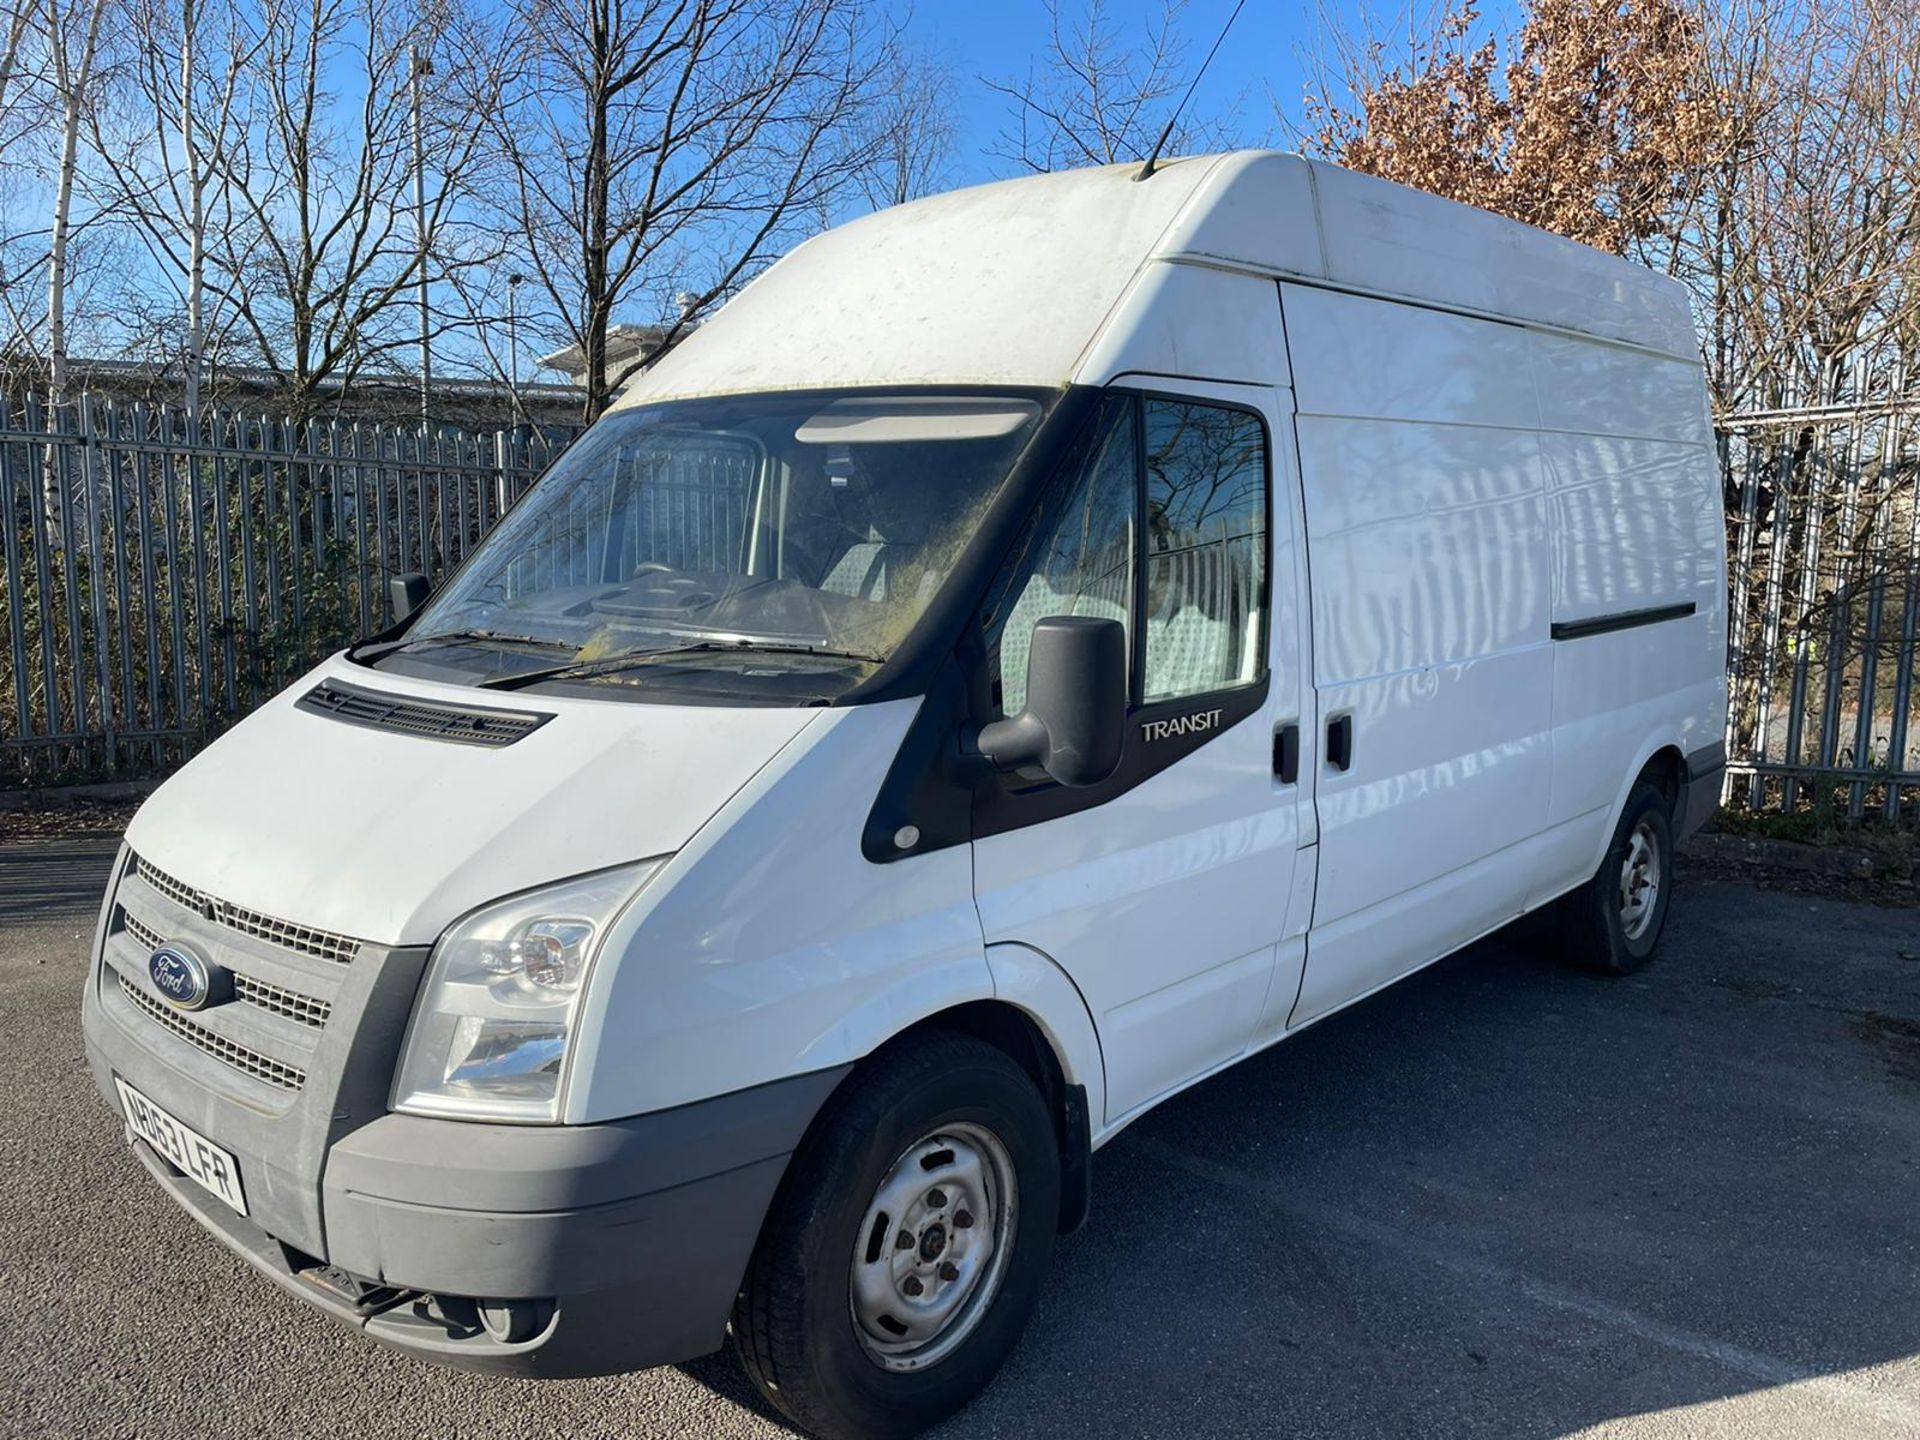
[1141,399,1268,701]
[981,392,1268,719]
[983,401,1137,716]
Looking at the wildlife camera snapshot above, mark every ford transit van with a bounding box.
[82,152,1728,1440]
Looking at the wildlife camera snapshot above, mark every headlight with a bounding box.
[392,860,664,1123]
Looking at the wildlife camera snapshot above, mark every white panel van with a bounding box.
[82,153,1727,1439]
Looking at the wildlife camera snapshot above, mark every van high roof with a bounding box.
[615,151,1701,410]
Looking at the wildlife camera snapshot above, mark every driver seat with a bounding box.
[821,535,892,601]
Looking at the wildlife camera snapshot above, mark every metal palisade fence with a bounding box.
[0,392,565,785]
[3,386,1920,824]
[1722,376,1920,824]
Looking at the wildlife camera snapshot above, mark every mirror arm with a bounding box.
[967,712,1050,772]
[960,616,1127,789]
[388,572,431,624]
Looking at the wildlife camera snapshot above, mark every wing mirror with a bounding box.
[973,616,1127,788]
[388,571,431,624]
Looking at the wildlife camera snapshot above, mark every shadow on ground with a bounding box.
[676,880,1920,1439]
[0,833,120,923]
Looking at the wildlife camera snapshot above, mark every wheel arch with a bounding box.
[880,990,1096,1236]
[804,947,1104,1236]
[1637,743,1686,816]
[1588,732,1689,877]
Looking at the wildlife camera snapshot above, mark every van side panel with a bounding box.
[1528,331,1727,902]
[1302,160,1699,359]
[1281,284,1554,1027]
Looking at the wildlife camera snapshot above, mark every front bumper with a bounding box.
[84,888,848,1377]
[83,842,850,1376]
[95,1066,847,1376]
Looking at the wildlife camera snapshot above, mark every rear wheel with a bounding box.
[1555,779,1674,974]
[732,1032,1060,1440]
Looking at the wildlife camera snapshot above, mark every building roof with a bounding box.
[614,151,1699,413]
[538,325,672,383]
[0,353,588,430]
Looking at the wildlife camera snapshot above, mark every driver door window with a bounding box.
[984,392,1268,717]
[984,399,1137,716]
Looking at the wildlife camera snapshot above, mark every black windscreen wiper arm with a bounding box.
[355,628,572,662]
[354,628,572,662]
[477,640,885,691]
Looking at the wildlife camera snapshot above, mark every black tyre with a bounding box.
[732,1031,1060,1440]
[1555,779,1674,974]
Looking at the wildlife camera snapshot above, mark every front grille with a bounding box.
[134,855,360,965]
[233,975,331,1027]
[136,855,204,913]
[121,906,333,1030]
[117,975,307,1091]
[297,678,551,748]
[120,907,163,951]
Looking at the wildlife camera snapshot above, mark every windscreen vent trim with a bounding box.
[296,679,553,748]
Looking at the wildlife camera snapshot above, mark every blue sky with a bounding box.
[902,0,1525,187]
[905,0,1311,182]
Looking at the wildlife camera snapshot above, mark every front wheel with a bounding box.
[732,1031,1060,1440]
[1554,779,1674,974]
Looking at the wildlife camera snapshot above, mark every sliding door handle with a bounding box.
[1326,714,1354,772]
[1272,722,1300,784]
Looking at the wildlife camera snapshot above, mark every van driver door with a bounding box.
[969,378,1317,1128]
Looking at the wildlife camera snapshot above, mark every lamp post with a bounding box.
[507,273,524,428]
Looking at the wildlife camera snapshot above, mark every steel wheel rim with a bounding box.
[848,1120,1017,1372]
[1618,819,1663,942]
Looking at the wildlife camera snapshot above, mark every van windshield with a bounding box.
[391,389,1052,698]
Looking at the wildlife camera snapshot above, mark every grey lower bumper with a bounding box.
[103,1064,848,1378]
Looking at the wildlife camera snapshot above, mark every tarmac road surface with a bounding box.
[2,834,1917,1439]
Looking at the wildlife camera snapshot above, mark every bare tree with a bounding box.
[41,0,114,411]
[87,0,262,420]
[1671,0,1919,407]
[0,1,38,128]
[854,43,959,211]
[20,0,117,544]
[482,0,896,422]
[197,0,498,416]
[985,0,1244,174]
[0,1,53,358]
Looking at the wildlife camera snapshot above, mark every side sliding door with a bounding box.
[1282,284,1555,1027]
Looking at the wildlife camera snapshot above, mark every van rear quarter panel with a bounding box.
[1528,331,1726,898]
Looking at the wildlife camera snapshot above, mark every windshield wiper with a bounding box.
[356,628,572,662]
[477,639,886,691]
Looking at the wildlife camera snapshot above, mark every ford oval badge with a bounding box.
[148,944,214,1010]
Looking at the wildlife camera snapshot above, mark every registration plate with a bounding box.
[115,1077,248,1216]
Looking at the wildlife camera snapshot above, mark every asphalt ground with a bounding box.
[2,834,1917,1439]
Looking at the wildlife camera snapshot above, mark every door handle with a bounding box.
[1326,714,1354,772]
[1272,722,1299,784]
